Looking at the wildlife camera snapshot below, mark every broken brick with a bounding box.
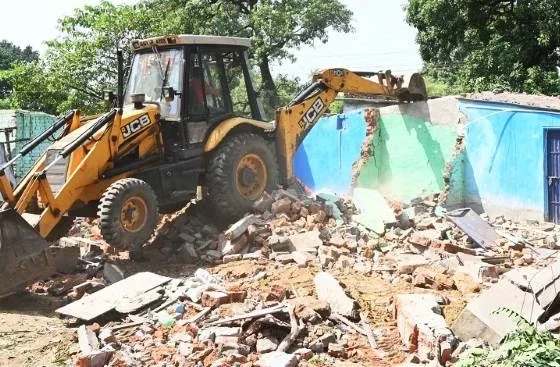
[201,291,230,308]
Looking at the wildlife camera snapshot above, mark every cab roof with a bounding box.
[131,35,251,51]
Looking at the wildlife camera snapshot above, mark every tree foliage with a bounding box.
[1,0,352,114]
[406,0,560,95]
[0,40,39,100]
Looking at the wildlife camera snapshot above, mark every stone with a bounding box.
[336,255,356,270]
[314,272,358,318]
[77,325,100,355]
[253,192,274,213]
[292,251,309,267]
[198,329,216,342]
[288,230,323,252]
[222,234,249,256]
[201,291,230,308]
[395,255,430,275]
[393,293,456,364]
[452,279,544,346]
[328,235,347,248]
[409,230,440,247]
[179,342,194,356]
[452,272,480,294]
[208,327,240,345]
[243,251,262,260]
[223,254,243,263]
[256,336,279,353]
[455,261,499,283]
[503,261,560,308]
[256,351,298,367]
[294,304,322,324]
[276,253,294,264]
[312,332,336,350]
[51,244,80,274]
[224,215,257,240]
[412,267,454,290]
[327,343,347,358]
[271,198,292,215]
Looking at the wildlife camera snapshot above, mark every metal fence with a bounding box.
[0,110,56,181]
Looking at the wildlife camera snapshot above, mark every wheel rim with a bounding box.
[235,153,267,200]
[120,196,148,233]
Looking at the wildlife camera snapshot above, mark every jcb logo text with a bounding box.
[121,114,150,139]
[299,98,325,128]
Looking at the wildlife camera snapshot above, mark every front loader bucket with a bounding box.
[396,72,428,102]
[0,209,54,297]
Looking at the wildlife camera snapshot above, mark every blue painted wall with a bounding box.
[459,99,560,220]
[293,110,367,195]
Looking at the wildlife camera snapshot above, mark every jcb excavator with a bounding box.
[0,34,427,295]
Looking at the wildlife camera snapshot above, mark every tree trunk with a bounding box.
[259,56,279,116]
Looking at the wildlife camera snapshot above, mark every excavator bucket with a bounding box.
[0,208,54,297]
[395,72,428,102]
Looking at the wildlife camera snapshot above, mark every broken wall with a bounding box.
[355,97,462,203]
[293,111,367,195]
[293,97,463,204]
[459,99,560,221]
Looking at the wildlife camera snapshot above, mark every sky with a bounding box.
[0,0,422,80]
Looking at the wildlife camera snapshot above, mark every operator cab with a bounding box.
[124,35,264,159]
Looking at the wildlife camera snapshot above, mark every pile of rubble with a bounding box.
[66,268,383,367]
[22,186,560,366]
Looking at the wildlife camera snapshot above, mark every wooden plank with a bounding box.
[56,272,170,321]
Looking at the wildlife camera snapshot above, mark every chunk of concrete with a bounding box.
[393,293,456,365]
[503,261,560,308]
[224,215,257,240]
[256,351,298,367]
[288,230,323,252]
[256,336,279,353]
[352,188,397,234]
[51,245,80,274]
[314,272,358,318]
[452,278,544,346]
[77,324,100,354]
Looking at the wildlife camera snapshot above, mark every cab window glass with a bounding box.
[201,53,226,114]
[223,51,250,117]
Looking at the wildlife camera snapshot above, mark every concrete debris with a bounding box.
[393,294,457,365]
[18,187,560,366]
[314,272,358,318]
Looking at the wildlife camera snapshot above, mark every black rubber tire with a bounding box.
[98,178,158,250]
[207,133,279,220]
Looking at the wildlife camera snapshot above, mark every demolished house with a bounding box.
[5,94,560,366]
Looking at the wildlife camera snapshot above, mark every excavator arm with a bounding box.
[275,68,427,181]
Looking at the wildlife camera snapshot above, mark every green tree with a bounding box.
[156,0,353,108]
[0,40,39,99]
[0,61,69,115]
[406,0,560,94]
[4,0,352,114]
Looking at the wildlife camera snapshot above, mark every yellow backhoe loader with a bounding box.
[0,34,427,295]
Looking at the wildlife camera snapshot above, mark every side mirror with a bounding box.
[162,86,175,102]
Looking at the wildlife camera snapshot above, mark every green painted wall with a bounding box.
[356,113,458,202]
